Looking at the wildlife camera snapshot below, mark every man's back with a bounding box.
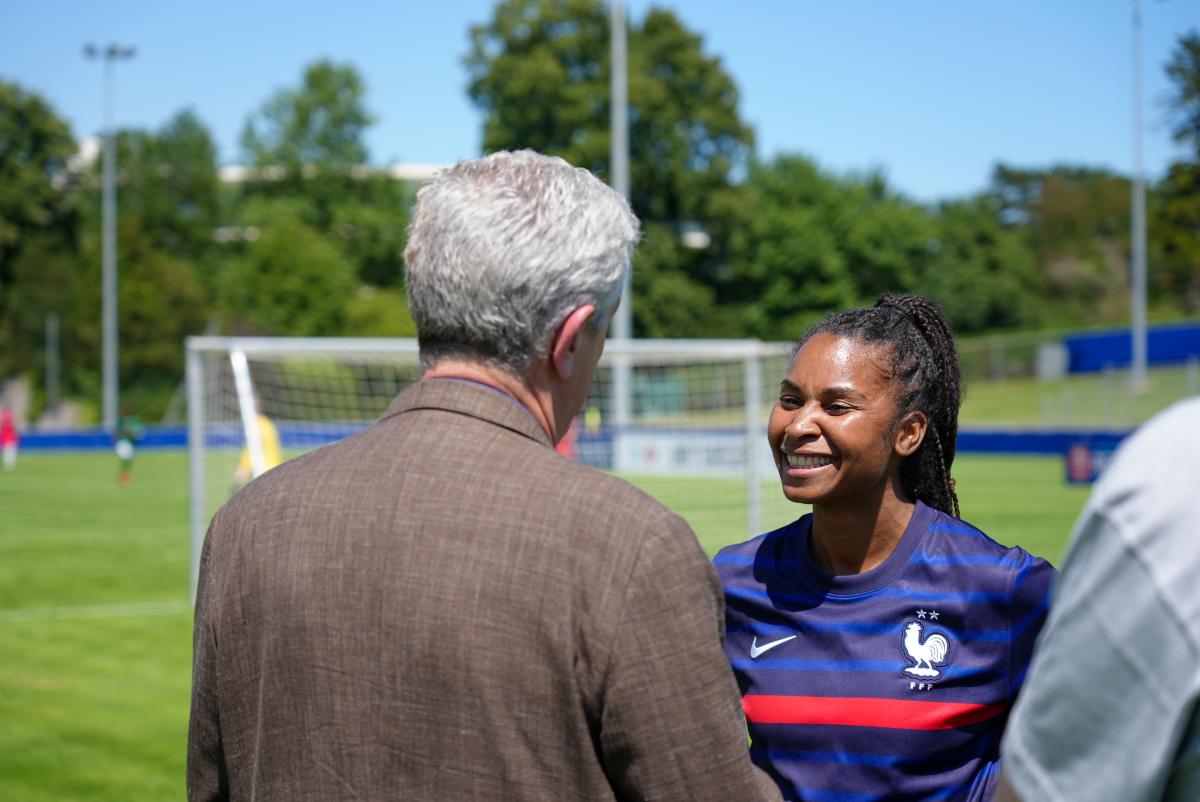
[999,397,1200,802]
[189,379,768,801]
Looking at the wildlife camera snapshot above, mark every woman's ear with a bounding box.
[895,410,927,458]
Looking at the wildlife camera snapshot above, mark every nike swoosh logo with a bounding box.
[749,634,797,659]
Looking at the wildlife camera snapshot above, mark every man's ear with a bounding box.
[895,410,927,457]
[551,304,597,380]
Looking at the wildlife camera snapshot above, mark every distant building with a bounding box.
[73,136,447,186]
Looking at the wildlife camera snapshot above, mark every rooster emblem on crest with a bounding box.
[903,621,949,679]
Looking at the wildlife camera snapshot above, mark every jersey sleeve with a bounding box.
[1001,509,1199,802]
[1007,551,1056,700]
[597,508,781,802]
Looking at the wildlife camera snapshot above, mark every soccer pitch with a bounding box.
[0,450,1090,800]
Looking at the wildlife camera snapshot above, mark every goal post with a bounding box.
[186,336,797,599]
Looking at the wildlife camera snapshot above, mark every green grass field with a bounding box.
[959,362,1199,428]
[0,450,1090,800]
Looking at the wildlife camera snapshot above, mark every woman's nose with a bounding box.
[786,410,817,437]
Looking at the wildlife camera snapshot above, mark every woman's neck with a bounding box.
[809,485,915,576]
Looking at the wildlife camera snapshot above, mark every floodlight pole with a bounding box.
[1130,0,1148,390]
[85,42,136,431]
[610,0,633,430]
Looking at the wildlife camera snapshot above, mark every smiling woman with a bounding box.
[714,293,1058,802]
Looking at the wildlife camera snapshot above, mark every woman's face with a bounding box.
[768,332,914,509]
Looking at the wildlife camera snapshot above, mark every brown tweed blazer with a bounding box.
[188,378,779,802]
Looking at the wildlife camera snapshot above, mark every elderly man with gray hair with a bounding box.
[188,150,780,802]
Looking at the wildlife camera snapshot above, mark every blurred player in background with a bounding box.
[716,293,1056,802]
[1,406,17,471]
[997,397,1200,802]
[189,150,781,802]
[115,408,143,485]
[231,412,282,490]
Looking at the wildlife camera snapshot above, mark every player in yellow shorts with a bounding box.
[232,413,283,490]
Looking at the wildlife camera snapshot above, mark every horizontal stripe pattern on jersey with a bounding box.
[716,501,1056,802]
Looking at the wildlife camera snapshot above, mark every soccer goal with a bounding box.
[186,336,798,597]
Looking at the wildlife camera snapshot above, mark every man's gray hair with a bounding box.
[404,150,640,374]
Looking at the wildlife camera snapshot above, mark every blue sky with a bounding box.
[2,0,1197,202]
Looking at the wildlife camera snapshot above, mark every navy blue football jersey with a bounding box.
[715,501,1056,802]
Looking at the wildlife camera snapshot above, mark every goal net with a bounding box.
[186,336,801,597]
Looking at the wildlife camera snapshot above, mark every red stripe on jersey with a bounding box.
[743,694,1007,731]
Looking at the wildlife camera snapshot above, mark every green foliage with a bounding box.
[1166,31,1200,157]
[328,175,412,288]
[0,82,79,381]
[4,234,79,378]
[0,81,77,287]
[343,286,418,337]
[1159,32,1200,314]
[4,15,1200,423]
[991,164,1132,319]
[233,61,410,291]
[70,218,208,419]
[241,59,375,170]
[625,8,754,221]
[217,213,356,336]
[840,179,936,301]
[738,161,824,337]
[466,0,612,172]
[109,110,221,260]
[2,105,222,419]
[923,197,1042,332]
[631,223,739,338]
[1157,161,1200,312]
[737,156,930,340]
[466,0,753,335]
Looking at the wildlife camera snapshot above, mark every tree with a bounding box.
[465,0,754,336]
[466,0,609,172]
[0,79,77,277]
[991,165,1132,321]
[343,286,417,337]
[0,81,76,291]
[838,173,937,303]
[922,197,1042,332]
[1166,31,1200,157]
[630,223,738,338]
[3,233,80,383]
[733,155,943,340]
[114,109,220,260]
[1158,31,1200,313]
[734,156,855,340]
[1156,162,1200,312]
[217,212,356,336]
[70,217,209,419]
[0,81,79,383]
[234,60,410,290]
[328,174,413,288]
[241,59,374,171]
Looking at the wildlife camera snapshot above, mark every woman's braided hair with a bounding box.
[801,293,962,517]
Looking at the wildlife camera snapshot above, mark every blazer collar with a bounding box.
[382,377,553,448]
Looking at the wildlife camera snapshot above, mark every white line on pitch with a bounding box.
[0,599,191,623]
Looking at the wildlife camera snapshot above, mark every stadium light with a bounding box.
[84,42,136,431]
[1130,1,1148,390]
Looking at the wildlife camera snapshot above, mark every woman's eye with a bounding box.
[825,403,851,415]
[778,395,800,408]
